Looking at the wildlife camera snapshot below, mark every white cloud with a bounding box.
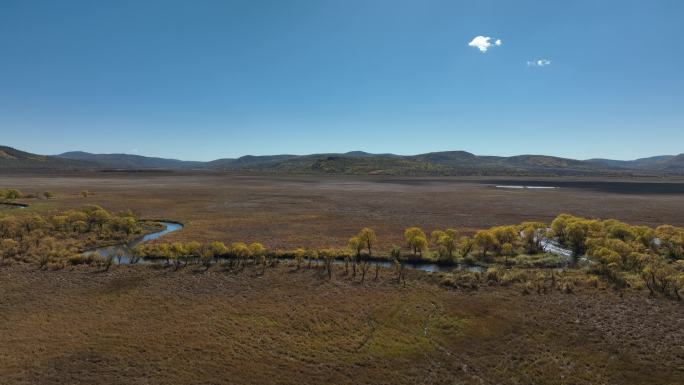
[527,59,552,67]
[468,36,502,53]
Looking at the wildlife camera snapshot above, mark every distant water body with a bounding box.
[496,185,558,190]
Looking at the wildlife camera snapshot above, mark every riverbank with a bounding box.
[0,201,28,209]
[91,219,568,272]
[76,220,167,253]
[1,263,682,385]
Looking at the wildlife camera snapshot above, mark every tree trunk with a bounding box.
[361,263,367,283]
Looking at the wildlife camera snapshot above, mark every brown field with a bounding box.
[3,172,684,385]
[1,264,683,385]
[2,172,684,252]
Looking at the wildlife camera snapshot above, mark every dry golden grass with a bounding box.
[3,172,684,384]
[1,263,683,385]
[3,172,684,252]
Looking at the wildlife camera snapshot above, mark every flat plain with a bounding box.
[2,172,684,385]
[2,264,684,385]
[2,172,684,251]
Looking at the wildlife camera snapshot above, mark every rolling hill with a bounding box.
[1,145,683,176]
[587,155,684,172]
[57,151,204,169]
[206,155,299,169]
[0,146,92,170]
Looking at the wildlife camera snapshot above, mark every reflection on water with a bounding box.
[496,185,558,190]
[0,203,27,210]
[90,222,183,264]
[318,259,486,273]
[335,260,486,273]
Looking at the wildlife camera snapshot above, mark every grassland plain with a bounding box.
[0,264,682,385]
[3,172,684,384]
[2,172,684,252]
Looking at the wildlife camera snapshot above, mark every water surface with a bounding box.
[90,222,183,264]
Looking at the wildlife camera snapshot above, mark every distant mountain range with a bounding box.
[1,145,684,176]
[586,155,684,173]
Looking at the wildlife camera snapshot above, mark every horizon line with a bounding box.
[2,144,680,163]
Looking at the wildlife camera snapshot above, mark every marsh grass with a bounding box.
[1,264,682,385]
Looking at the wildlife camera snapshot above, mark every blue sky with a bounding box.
[1,0,683,161]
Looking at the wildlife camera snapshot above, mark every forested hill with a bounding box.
[1,145,683,176]
[0,146,91,170]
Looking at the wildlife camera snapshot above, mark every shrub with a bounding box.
[3,189,23,200]
[585,275,600,288]
[485,267,502,283]
[521,281,534,295]
[511,254,565,268]
[500,269,532,285]
[462,255,476,266]
[293,248,305,269]
[68,252,100,266]
[441,271,481,290]
[561,280,575,294]
[103,254,115,271]
[641,258,684,300]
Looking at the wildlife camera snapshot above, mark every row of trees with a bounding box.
[115,239,380,282]
[368,223,548,264]
[131,241,266,270]
[103,228,384,283]
[339,218,683,299]
[386,216,683,264]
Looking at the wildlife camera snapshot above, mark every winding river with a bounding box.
[91,221,486,272]
[87,221,575,272]
[89,222,183,264]
[5,201,569,273]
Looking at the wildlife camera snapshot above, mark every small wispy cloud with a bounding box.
[527,59,552,67]
[468,36,502,53]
